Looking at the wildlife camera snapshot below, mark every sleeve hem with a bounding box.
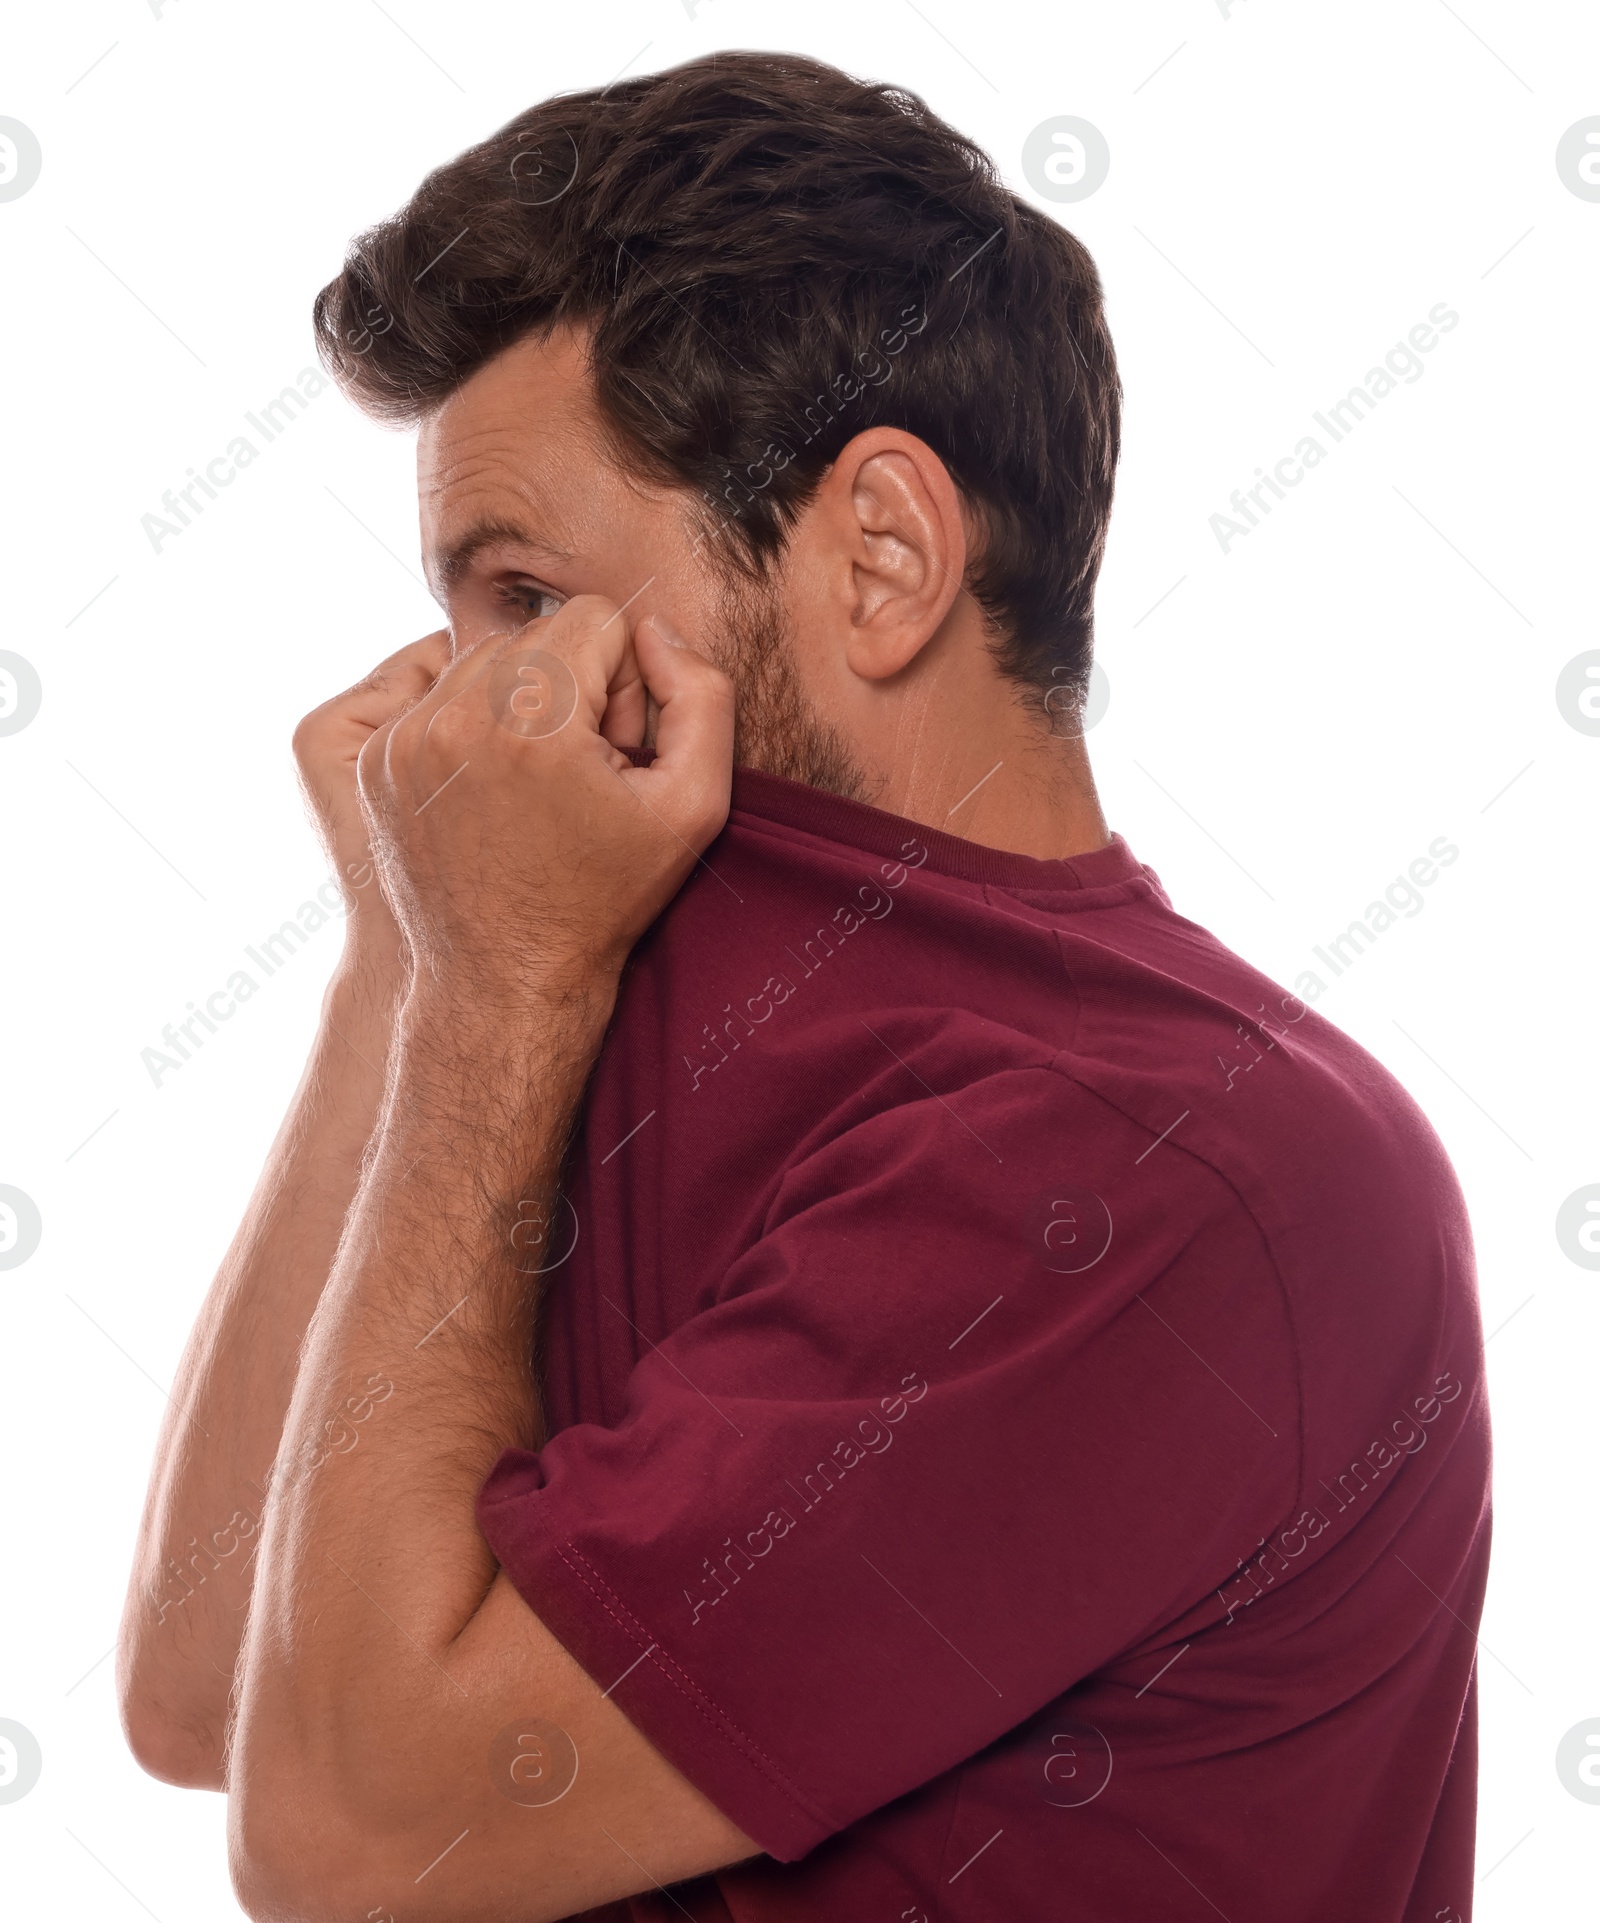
[480,1478,839,1862]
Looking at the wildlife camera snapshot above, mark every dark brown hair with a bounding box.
[313,51,1120,705]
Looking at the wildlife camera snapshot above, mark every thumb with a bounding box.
[625,613,734,844]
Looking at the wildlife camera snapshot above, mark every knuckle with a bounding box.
[424,696,476,755]
[354,727,385,784]
[290,710,330,764]
[697,678,737,730]
[386,631,445,673]
[682,777,729,844]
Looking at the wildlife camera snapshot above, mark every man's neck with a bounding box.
[858,714,1111,864]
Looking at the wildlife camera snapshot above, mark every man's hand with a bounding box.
[227,599,754,1922]
[355,600,733,1004]
[291,629,453,986]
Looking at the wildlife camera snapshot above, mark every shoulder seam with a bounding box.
[1033,1054,1309,1527]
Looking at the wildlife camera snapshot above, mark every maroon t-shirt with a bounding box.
[478,770,1490,1923]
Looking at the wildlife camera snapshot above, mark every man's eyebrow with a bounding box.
[431,518,574,589]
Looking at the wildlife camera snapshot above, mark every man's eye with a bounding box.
[497,582,565,622]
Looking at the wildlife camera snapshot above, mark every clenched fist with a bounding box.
[353,600,733,1008]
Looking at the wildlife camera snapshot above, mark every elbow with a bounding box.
[122,1705,226,1792]
[115,1581,230,1789]
[229,1769,520,1923]
[116,1657,227,1791]
[225,1667,391,1922]
[226,1684,503,1923]
[229,1775,374,1923]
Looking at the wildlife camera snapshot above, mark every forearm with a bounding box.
[232,978,613,1806]
[117,962,399,1787]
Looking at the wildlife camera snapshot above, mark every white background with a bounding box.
[2,0,1596,1915]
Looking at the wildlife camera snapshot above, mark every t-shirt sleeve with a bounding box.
[476,1065,1299,1860]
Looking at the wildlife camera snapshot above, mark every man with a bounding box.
[117,51,1490,1923]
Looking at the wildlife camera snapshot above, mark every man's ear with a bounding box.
[822,429,969,682]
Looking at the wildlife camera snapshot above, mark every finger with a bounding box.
[320,635,447,824]
[406,612,573,719]
[599,628,649,749]
[502,593,631,727]
[394,597,631,768]
[337,631,453,728]
[622,613,734,841]
[375,623,535,775]
[354,718,390,809]
[372,629,453,680]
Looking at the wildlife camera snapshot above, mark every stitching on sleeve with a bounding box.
[1040,1052,1308,1525]
[555,1540,837,1836]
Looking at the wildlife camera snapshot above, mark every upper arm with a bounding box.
[229,1569,759,1923]
[467,1070,1298,1862]
[230,1067,1294,1918]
